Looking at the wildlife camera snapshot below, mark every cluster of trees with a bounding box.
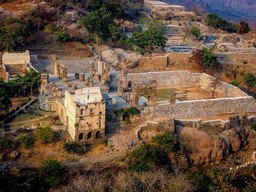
[80,0,167,53]
[0,69,41,112]
[206,13,250,34]
[0,18,27,51]
[124,19,167,53]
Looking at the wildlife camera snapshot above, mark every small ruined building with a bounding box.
[0,50,37,81]
[39,55,111,142]
[144,0,195,20]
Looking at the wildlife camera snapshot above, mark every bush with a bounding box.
[244,73,256,87]
[231,79,239,87]
[55,31,70,42]
[36,126,57,143]
[202,48,218,70]
[192,173,212,191]
[41,159,63,187]
[64,141,90,155]
[152,131,175,153]
[15,133,35,148]
[125,107,140,115]
[128,144,169,172]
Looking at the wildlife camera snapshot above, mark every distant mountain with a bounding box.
[164,0,256,26]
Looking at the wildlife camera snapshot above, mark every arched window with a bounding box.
[79,133,83,141]
[96,131,101,139]
[87,132,92,140]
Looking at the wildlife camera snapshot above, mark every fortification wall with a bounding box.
[133,53,194,72]
[154,97,256,119]
[199,73,248,97]
[125,70,201,87]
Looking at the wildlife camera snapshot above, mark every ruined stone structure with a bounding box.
[0,50,36,80]
[64,87,106,141]
[120,70,256,120]
[144,0,195,20]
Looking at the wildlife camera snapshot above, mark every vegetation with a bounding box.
[202,48,218,70]
[0,18,28,51]
[244,73,256,87]
[80,0,124,42]
[15,133,35,148]
[128,144,169,172]
[36,126,57,143]
[186,26,201,40]
[231,79,239,87]
[152,131,175,153]
[64,141,90,155]
[190,48,218,71]
[0,69,41,114]
[206,13,240,33]
[41,159,63,187]
[55,31,70,42]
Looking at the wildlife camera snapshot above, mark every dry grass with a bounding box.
[53,169,194,192]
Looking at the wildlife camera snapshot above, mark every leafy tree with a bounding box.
[152,131,175,153]
[0,18,27,51]
[239,21,250,34]
[128,144,169,172]
[202,48,218,70]
[206,13,227,29]
[244,73,256,87]
[15,133,35,148]
[36,126,57,143]
[41,159,63,187]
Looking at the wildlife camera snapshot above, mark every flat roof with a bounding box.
[72,87,103,105]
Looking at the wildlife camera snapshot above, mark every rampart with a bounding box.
[128,53,195,72]
[123,70,256,120]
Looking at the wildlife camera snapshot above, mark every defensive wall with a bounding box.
[123,70,256,120]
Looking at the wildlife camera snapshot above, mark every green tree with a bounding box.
[36,126,57,143]
[128,144,169,172]
[202,48,218,70]
[0,18,27,51]
[41,159,63,187]
[244,73,256,87]
[152,131,175,153]
[206,13,227,29]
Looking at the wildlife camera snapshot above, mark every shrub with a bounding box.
[231,79,239,87]
[15,133,35,148]
[41,159,63,187]
[128,144,169,172]
[64,141,90,155]
[202,48,218,70]
[55,31,70,42]
[152,131,175,153]
[36,126,57,143]
[244,73,256,87]
[192,173,212,191]
[125,107,140,115]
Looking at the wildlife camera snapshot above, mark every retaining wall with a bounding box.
[154,96,256,119]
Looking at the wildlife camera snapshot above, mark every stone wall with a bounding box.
[125,70,201,88]
[153,97,256,120]
[130,53,195,72]
[217,53,256,74]
[199,73,248,97]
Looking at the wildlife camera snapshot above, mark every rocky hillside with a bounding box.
[165,0,256,26]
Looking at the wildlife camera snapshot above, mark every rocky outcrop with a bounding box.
[101,48,141,69]
[178,126,249,165]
